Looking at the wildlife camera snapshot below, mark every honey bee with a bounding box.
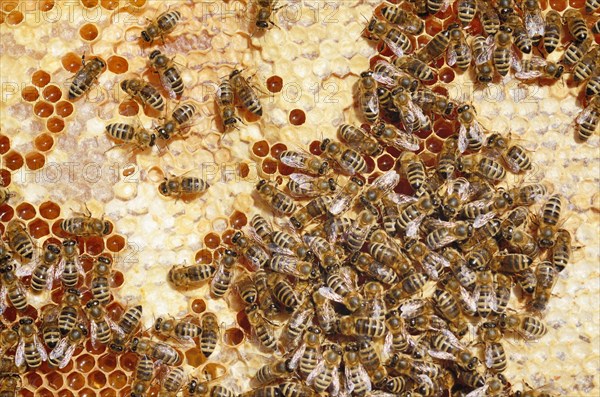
[270,229,314,261]
[60,209,111,237]
[391,86,430,133]
[286,174,336,199]
[68,55,106,101]
[561,37,592,66]
[342,342,372,395]
[131,337,180,366]
[387,353,442,388]
[465,238,498,270]
[57,288,84,337]
[404,238,449,281]
[186,379,237,397]
[85,299,112,348]
[504,14,532,54]
[396,193,440,237]
[491,26,515,77]
[343,210,376,253]
[472,36,495,84]
[372,59,419,91]
[56,239,83,288]
[252,358,293,386]
[530,261,558,312]
[48,323,87,369]
[576,95,600,142]
[436,138,459,180]
[200,312,219,358]
[460,188,514,226]
[39,305,61,350]
[585,67,600,97]
[240,386,283,397]
[564,9,589,43]
[358,339,388,386]
[497,313,547,339]
[269,253,317,280]
[456,104,485,153]
[447,25,472,72]
[505,227,539,257]
[155,102,198,140]
[429,329,479,370]
[268,273,299,309]
[320,139,367,175]
[105,122,156,150]
[148,50,183,99]
[371,121,420,152]
[0,374,21,396]
[249,214,274,245]
[254,0,279,31]
[381,3,424,34]
[0,325,18,357]
[279,150,330,176]
[91,255,112,305]
[457,154,506,181]
[279,296,312,348]
[279,381,318,397]
[365,17,413,57]
[15,317,47,369]
[289,196,333,231]
[216,78,240,131]
[587,0,600,12]
[307,343,342,394]
[0,260,28,313]
[0,186,13,206]
[289,325,322,377]
[497,252,534,273]
[121,78,165,111]
[478,322,507,373]
[256,179,297,216]
[551,229,571,272]
[412,87,456,118]
[319,267,361,312]
[159,174,210,199]
[394,56,437,82]
[444,248,477,291]
[167,263,215,288]
[109,304,143,354]
[160,366,185,395]
[210,249,237,298]
[359,170,400,215]
[386,270,429,306]
[245,303,277,351]
[426,0,452,15]
[416,24,454,63]
[540,10,562,55]
[23,243,60,293]
[154,316,202,346]
[514,56,564,82]
[473,269,498,318]
[537,194,563,248]
[141,10,182,43]
[357,71,380,123]
[339,124,383,157]
[5,220,34,263]
[424,220,474,250]
[368,237,411,276]
[232,231,271,270]
[400,152,427,191]
[573,46,600,83]
[510,183,547,206]
[230,69,263,117]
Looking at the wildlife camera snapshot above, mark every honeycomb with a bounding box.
[0,0,599,396]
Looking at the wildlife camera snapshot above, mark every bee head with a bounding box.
[149,50,161,60]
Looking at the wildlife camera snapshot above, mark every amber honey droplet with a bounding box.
[21,391,35,397]
[289,109,306,126]
[185,347,207,368]
[252,140,269,157]
[221,229,235,246]
[118,100,139,116]
[34,101,54,118]
[0,135,10,155]
[80,23,99,41]
[85,236,105,255]
[36,389,53,397]
[67,373,85,390]
[98,354,117,372]
[107,55,128,74]
[112,271,124,287]
[224,328,245,346]
[129,0,146,7]
[76,354,95,373]
[426,136,443,153]
[364,155,376,174]
[46,372,64,390]
[549,0,567,10]
[81,0,99,7]
[262,158,278,174]
[16,202,36,220]
[62,52,83,73]
[29,218,50,239]
[309,140,322,155]
[105,235,125,252]
[26,372,43,388]
[435,121,456,138]
[0,205,14,222]
[100,390,116,397]
[236,310,251,333]
[7,10,24,24]
[56,101,74,117]
[79,388,96,397]
[191,299,206,313]
[229,210,247,229]
[42,85,62,103]
[204,232,221,249]
[88,371,107,389]
[22,86,39,102]
[119,353,137,372]
[195,249,212,264]
[270,142,288,159]
[25,152,45,170]
[35,133,54,152]
[32,70,51,87]
[266,75,283,93]
[239,162,250,178]
[278,162,294,176]
[39,201,60,219]
[101,0,119,9]
[4,151,23,171]
[377,154,395,171]
[46,117,65,133]
[439,68,455,83]
[426,19,442,36]
[0,170,10,187]
[40,0,55,11]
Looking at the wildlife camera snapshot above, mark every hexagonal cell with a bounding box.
[32,70,51,87]
[45,371,64,390]
[107,56,129,74]
[223,327,245,347]
[25,152,46,170]
[118,353,137,372]
[34,101,54,118]
[55,101,74,118]
[3,151,23,171]
[80,0,99,8]
[289,109,306,125]
[61,52,83,73]
[80,23,99,41]
[252,140,270,157]
[203,232,221,249]
[67,372,86,390]
[190,298,206,314]
[22,85,40,102]
[106,234,125,252]
[40,0,55,11]
[42,85,62,103]
[46,116,66,134]
[184,347,206,368]
[107,370,128,389]
[76,353,96,373]
[100,0,119,9]
[88,370,108,389]
[97,353,117,372]
[35,133,55,151]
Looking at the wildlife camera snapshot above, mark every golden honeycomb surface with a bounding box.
[0,0,599,396]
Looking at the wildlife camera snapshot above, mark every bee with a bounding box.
[342,342,372,395]
[456,104,485,153]
[372,59,419,91]
[268,273,299,309]
[426,0,452,15]
[364,17,413,57]
[0,260,28,313]
[385,309,422,358]
[505,14,532,54]
[56,239,83,288]
[380,3,424,34]
[255,179,297,216]
[15,317,47,369]
[232,231,271,270]
[48,323,87,369]
[131,337,180,366]
[359,170,400,215]
[520,0,544,45]
[387,353,442,387]
[159,174,210,199]
[60,209,111,237]
[319,267,362,312]
[368,237,411,276]
[200,312,219,357]
[57,288,84,337]
[376,85,400,118]
[432,289,470,336]
[240,386,282,397]
[269,254,317,280]
[216,78,240,131]
[588,0,600,12]
[371,121,420,152]
[392,86,430,133]
[245,303,277,351]
[537,194,563,248]
[516,269,537,295]
[289,325,322,378]
[0,325,18,357]
[304,233,342,271]
[505,227,539,257]
[141,9,182,43]
[541,10,562,55]
[160,366,185,395]
[85,299,112,348]
[155,102,198,140]
[429,329,479,370]
[279,382,318,397]
[307,343,342,393]
[26,244,60,293]
[249,214,274,245]
[120,78,165,111]
[343,210,376,253]
[576,95,600,142]
[497,313,547,339]
[186,379,237,397]
[510,183,547,206]
[593,19,600,34]
[0,186,13,206]
[254,0,279,31]
[394,56,437,82]
[585,67,600,97]
[105,122,156,150]
[396,193,440,237]
[493,273,512,315]
[167,263,215,288]
[154,316,202,347]
[5,220,34,263]
[551,229,572,272]
[491,26,515,76]
[279,298,313,349]
[436,138,459,180]
[411,87,456,118]
[230,69,262,117]
[399,152,426,191]
[447,25,472,72]
[465,238,499,270]
[0,374,21,396]
[132,354,153,392]
[386,270,429,306]
[338,124,383,157]
[40,305,61,349]
[109,305,143,354]
[563,9,588,43]
[479,322,507,373]
[473,269,497,318]
[210,249,237,298]
[289,196,332,231]
[472,36,495,84]
[279,150,330,176]
[270,229,314,261]
[424,220,474,250]
[460,188,514,226]
[68,55,106,101]
[252,358,293,386]
[356,71,379,123]
[496,252,534,273]
[457,0,476,26]
[358,339,388,386]
[441,272,478,316]
[457,154,506,181]
[416,24,454,63]
[91,255,112,305]
[286,174,336,199]
[561,37,592,66]
[148,50,183,99]
[530,261,558,312]
[320,139,367,175]
[444,247,477,291]
[514,56,564,82]
[395,239,444,281]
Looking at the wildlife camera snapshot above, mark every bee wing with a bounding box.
[330,366,341,396]
[392,131,421,152]
[389,193,417,206]
[159,71,180,100]
[408,100,429,127]
[427,348,456,361]
[55,258,66,281]
[50,337,68,361]
[421,257,440,281]
[372,60,402,86]
[447,45,458,67]
[400,299,428,318]
[485,343,497,369]
[58,344,77,369]
[576,105,595,124]
[382,332,394,360]
[364,92,380,116]
[329,192,355,216]
[288,343,306,370]
[318,286,344,304]
[525,11,545,39]
[468,122,485,148]
[474,211,496,228]
[466,385,489,397]
[280,152,311,169]
[0,286,7,315]
[372,170,401,193]
[458,124,469,153]
[405,214,425,238]
[14,340,25,367]
[383,36,405,58]
[306,359,326,385]
[475,36,494,65]
[413,374,434,390]
[459,286,478,314]
[15,261,37,277]
[515,66,543,80]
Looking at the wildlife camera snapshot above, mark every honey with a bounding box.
[46,372,65,390]
[194,248,212,264]
[40,0,55,11]
[4,150,24,171]
[88,371,107,389]
[100,0,119,10]
[77,354,96,373]
[25,152,46,170]
[223,327,245,346]
[107,56,129,74]
[85,237,105,255]
[67,373,86,390]
[262,158,278,174]
[184,347,206,368]
[80,0,99,8]
[309,140,322,155]
[239,162,250,178]
[289,108,306,125]
[62,52,83,73]
[106,234,125,252]
[34,101,54,118]
[43,85,62,102]
[39,201,61,219]
[97,354,117,372]
[266,75,283,93]
[191,299,206,314]
[252,140,269,157]
[35,133,55,151]
[229,210,247,229]
[56,101,74,117]
[16,202,36,220]
[118,354,137,372]
[439,67,455,83]
[21,85,40,102]
[32,70,51,87]
[376,153,395,171]
[80,23,99,41]
[112,271,125,288]
[270,142,287,159]
[204,232,221,249]
[47,117,65,133]
[0,135,10,155]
